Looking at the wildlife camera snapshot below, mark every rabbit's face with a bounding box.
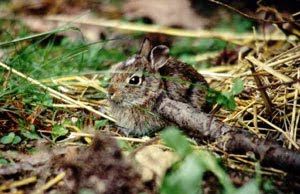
[108,55,162,108]
[107,39,171,135]
[108,38,170,109]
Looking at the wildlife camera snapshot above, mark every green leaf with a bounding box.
[161,155,204,194]
[232,79,244,95]
[160,127,193,158]
[198,151,235,194]
[225,96,236,111]
[0,158,9,165]
[51,124,68,141]
[95,120,108,129]
[0,132,22,145]
[18,120,41,140]
[206,78,243,111]
[21,130,40,140]
[216,94,227,105]
[236,180,260,194]
[116,139,133,152]
[218,92,237,111]
[12,135,22,144]
[262,179,275,193]
[0,132,15,144]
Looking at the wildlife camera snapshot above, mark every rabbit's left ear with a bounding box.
[139,38,152,59]
[150,45,170,70]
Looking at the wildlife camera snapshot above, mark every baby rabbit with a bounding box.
[107,38,211,136]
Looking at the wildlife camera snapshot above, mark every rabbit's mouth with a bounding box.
[108,98,134,108]
[108,98,122,106]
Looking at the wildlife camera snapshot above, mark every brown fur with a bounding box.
[107,40,211,136]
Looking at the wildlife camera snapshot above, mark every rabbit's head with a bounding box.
[108,39,170,108]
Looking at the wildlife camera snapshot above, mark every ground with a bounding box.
[0,0,300,193]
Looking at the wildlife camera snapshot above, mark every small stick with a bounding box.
[246,56,300,91]
[248,111,299,149]
[289,71,299,148]
[249,65,273,115]
[69,132,148,143]
[255,79,300,90]
[64,124,92,144]
[129,136,160,158]
[207,0,300,24]
[33,172,66,194]
[268,53,300,67]
[266,45,300,63]
[0,176,37,191]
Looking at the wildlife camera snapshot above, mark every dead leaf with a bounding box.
[11,0,91,15]
[26,104,43,124]
[122,0,209,29]
[20,16,104,42]
[134,145,177,185]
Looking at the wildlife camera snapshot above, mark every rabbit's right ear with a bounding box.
[150,45,169,70]
[139,38,152,59]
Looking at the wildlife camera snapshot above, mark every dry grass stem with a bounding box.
[33,172,66,194]
[0,61,115,122]
[45,15,297,44]
[0,176,37,191]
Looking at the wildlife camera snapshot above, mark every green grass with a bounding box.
[0,19,129,144]
[0,16,273,193]
[0,19,127,92]
[0,16,249,145]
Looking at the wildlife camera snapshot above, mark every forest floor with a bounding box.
[0,0,299,193]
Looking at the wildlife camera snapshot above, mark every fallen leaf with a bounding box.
[135,145,177,185]
[123,0,209,29]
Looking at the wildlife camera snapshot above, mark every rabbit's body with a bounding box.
[108,39,211,136]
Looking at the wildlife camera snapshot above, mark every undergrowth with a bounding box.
[0,19,128,145]
[0,16,273,193]
[160,128,262,194]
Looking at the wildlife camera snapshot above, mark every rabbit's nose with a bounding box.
[108,87,121,102]
[108,90,114,98]
[107,86,115,97]
[111,92,122,102]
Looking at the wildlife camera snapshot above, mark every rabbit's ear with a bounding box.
[150,45,170,69]
[139,38,152,59]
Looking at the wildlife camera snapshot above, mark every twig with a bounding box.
[69,132,148,143]
[266,45,300,63]
[248,111,299,149]
[64,124,92,144]
[249,65,273,115]
[156,95,300,173]
[33,171,66,194]
[246,56,300,90]
[289,71,299,148]
[267,52,300,67]
[0,176,37,191]
[207,0,300,24]
[255,79,300,90]
[129,136,160,158]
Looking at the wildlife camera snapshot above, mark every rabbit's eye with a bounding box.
[128,76,142,85]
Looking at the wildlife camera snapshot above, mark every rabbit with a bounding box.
[107,38,211,136]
